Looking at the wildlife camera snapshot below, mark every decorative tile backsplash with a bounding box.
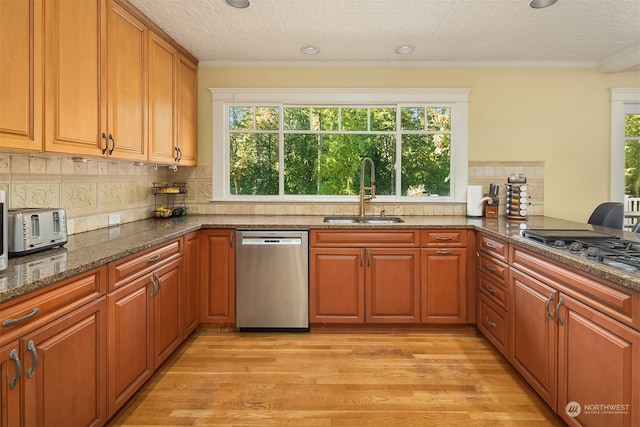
[0,152,544,234]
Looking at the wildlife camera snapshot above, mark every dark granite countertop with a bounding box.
[1,214,638,304]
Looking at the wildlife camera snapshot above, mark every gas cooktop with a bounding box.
[521,229,640,275]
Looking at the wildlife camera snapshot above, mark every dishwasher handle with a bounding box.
[241,237,302,245]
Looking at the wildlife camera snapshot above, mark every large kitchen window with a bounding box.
[211,89,469,202]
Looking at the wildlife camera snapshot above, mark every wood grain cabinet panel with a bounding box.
[22,298,107,427]
[176,53,198,165]
[367,249,420,323]
[44,0,107,156]
[557,295,639,427]
[0,341,21,427]
[199,230,236,323]
[421,248,467,323]
[310,248,365,323]
[510,268,558,410]
[147,31,177,164]
[0,0,42,151]
[182,232,200,336]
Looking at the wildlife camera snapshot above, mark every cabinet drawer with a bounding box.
[421,230,467,247]
[108,239,182,291]
[0,267,106,345]
[477,274,508,310]
[477,234,508,262]
[477,252,509,285]
[310,230,419,247]
[477,294,508,357]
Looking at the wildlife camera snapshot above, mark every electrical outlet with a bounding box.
[108,213,120,226]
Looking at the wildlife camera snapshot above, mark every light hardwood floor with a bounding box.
[111,331,563,426]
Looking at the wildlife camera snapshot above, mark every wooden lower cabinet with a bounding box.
[421,248,467,323]
[367,249,420,323]
[182,232,200,336]
[23,298,107,427]
[557,294,639,427]
[0,341,21,427]
[310,248,364,323]
[107,257,182,417]
[199,229,236,323]
[107,275,152,416]
[510,269,558,409]
[510,267,640,427]
[309,245,420,324]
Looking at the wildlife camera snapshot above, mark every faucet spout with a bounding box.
[359,157,376,216]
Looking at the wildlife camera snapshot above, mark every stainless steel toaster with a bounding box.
[8,208,68,255]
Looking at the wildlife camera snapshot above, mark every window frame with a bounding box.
[211,88,470,202]
[610,88,640,202]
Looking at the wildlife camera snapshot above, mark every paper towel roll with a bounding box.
[467,185,484,217]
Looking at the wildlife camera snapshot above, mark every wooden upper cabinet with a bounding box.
[147,32,177,164]
[0,0,43,151]
[176,53,198,166]
[44,0,107,157]
[106,0,147,160]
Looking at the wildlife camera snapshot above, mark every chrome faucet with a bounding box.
[359,157,376,216]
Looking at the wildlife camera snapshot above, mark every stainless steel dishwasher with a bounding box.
[235,230,309,330]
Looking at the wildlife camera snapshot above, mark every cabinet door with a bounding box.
[557,294,640,427]
[22,298,107,427]
[106,0,147,160]
[0,0,42,151]
[509,269,558,410]
[176,53,198,166]
[0,342,21,427]
[421,248,467,323]
[199,230,235,323]
[182,232,200,336]
[367,249,420,323]
[107,277,152,417]
[310,248,364,323]
[44,0,107,156]
[152,260,182,369]
[147,31,177,164]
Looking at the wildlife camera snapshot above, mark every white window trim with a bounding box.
[210,88,470,202]
[610,88,640,202]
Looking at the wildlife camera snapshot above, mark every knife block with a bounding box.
[483,194,499,218]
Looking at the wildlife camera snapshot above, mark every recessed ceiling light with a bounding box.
[530,0,558,8]
[225,0,250,9]
[300,46,320,55]
[395,45,415,55]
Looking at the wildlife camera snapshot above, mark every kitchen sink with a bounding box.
[323,216,404,224]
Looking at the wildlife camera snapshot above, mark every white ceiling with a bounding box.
[128,0,640,72]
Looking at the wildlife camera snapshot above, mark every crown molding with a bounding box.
[198,60,599,69]
[599,43,640,73]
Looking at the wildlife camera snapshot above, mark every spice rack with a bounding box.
[505,182,529,220]
[152,182,188,218]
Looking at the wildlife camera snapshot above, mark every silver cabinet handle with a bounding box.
[359,249,363,267]
[485,317,497,328]
[436,250,452,255]
[155,273,161,293]
[485,242,497,249]
[556,298,565,325]
[484,285,497,295]
[367,249,371,267]
[436,236,452,241]
[26,340,37,378]
[2,307,40,327]
[150,275,158,298]
[146,254,161,264]
[230,232,234,248]
[484,264,496,272]
[9,349,21,389]
[545,293,555,320]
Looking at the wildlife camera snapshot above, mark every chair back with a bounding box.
[587,202,624,229]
